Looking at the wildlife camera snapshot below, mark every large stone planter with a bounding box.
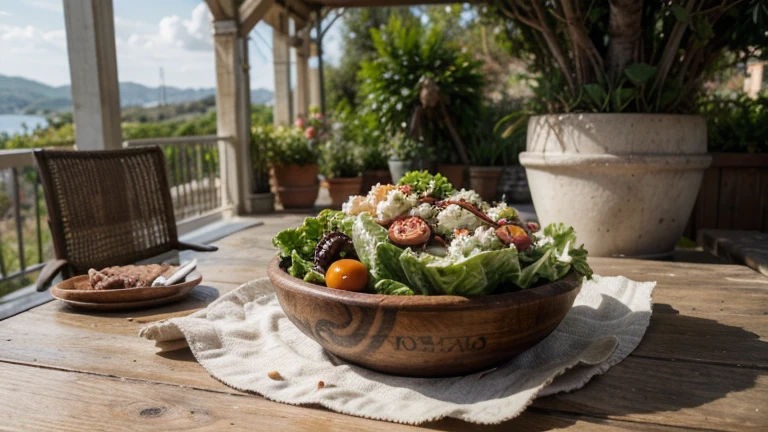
[520,114,712,258]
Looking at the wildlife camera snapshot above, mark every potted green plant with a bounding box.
[386,135,428,183]
[494,1,766,257]
[321,131,364,209]
[268,112,328,209]
[250,125,275,213]
[466,135,507,203]
[333,103,392,193]
[359,15,484,179]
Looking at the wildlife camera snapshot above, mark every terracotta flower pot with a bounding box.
[273,164,319,209]
[469,166,503,202]
[520,114,712,258]
[360,170,393,194]
[327,176,363,208]
[437,163,466,189]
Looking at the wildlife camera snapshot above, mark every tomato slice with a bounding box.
[495,225,532,251]
[388,216,431,247]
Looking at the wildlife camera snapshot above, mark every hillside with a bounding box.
[0,74,274,114]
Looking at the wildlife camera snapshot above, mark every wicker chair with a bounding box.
[33,147,218,291]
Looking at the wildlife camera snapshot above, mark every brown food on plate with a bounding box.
[87,264,170,290]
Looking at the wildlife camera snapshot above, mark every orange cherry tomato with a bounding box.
[325,259,368,292]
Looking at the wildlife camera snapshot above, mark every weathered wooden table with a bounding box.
[1,214,767,431]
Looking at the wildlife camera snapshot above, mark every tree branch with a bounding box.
[606,0,644,81]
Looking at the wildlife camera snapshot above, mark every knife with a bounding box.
[151,259,198,287]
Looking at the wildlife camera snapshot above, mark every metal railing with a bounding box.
[123,135,231,222]
[0,149,54,296]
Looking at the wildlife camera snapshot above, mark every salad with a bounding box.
[273,171,592,296]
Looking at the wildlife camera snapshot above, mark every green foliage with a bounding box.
[331,102,388,171]
[325,8,414,110]
[320,133,363,179]
[471,97,528,166]
[397,170,455,199]
[386,134,426,162]
[359,15,485,159]
[266,111,328,167]
[493,1,768,114]
[700,94,768,153]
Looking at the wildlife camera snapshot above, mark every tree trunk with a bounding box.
[606,0,644,80]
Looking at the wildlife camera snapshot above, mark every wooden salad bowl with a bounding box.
[267,257,582,377]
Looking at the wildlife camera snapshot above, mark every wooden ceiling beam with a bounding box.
[239,0,275,36]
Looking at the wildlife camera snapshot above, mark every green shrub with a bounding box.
[700,94,768,153]
[358,15,484,162]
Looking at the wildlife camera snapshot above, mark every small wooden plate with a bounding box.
[52,286,198,311]
[51,270,203,304]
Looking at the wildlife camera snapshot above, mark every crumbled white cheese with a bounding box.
[449,189,485,208]
[434,204,483,236]
[376,189,418,221]
[409,203,439,223]
[446,226,503,259]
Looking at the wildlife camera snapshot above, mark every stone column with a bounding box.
[272,14,292,125]
[63,0,122,150]
[294,30,311,117]
[213,19,253,213]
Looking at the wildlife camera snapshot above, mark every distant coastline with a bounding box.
[0,114,48,135]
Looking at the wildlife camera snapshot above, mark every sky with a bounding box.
[0,0,343,90]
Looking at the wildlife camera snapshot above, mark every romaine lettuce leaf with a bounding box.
[351,213,389,271]
[400,247,520,296]
[374,279,415,296]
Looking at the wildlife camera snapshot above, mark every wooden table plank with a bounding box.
[2,216,768,430]
[532,357,768,431]
[0,362,696,431]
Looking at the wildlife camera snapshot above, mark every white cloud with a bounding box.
[156,3,212,51]
[25,0,62,14]
[0,23,69,85]
[0,11,13,17]
[0,24,66,52]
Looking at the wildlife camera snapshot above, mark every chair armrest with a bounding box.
[35,259,69,292]
[177,241,218,252]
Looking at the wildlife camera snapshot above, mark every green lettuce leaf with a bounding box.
[374,279,415,296]
[351,213,389,271]
[272,216,324,260]
[317,209,355,237]
[374,243,407,282]
[515,223,593,288]
[303,269,326,284]
[288,250,314,279]
[399,247,520,296]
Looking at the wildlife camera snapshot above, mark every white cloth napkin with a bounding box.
[140,275,655,425]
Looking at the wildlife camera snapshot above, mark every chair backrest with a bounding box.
[34,147,180,275]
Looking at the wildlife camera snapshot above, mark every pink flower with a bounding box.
[304,126,316,139]
[314,112,324,120]
[294,118,305,129]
